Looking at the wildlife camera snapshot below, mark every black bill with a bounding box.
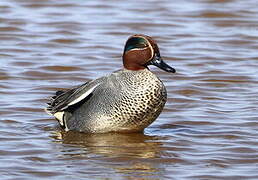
[147,54,176,73]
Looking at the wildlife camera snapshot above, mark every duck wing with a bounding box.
[45,81,100,115]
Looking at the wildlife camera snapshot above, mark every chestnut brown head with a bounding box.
[123,34,176,73]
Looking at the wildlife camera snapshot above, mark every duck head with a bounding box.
[123,34,176,73]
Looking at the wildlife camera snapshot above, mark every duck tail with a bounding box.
[45,90,66,115]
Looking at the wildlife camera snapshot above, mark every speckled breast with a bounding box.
[110,69,167,131]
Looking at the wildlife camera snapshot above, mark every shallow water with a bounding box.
[1,0,258,179]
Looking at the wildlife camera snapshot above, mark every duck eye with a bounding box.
[125,37,148,52]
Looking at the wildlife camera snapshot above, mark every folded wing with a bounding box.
[45,82,99,115]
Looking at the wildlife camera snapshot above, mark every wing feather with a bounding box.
[46,81,99,114]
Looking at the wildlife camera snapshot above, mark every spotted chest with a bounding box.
[105,69,167,130]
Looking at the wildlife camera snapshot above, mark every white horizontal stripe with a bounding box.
[68,83,99,106]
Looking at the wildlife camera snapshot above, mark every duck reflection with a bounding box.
[51,130,167,179]
[52,130,164,158]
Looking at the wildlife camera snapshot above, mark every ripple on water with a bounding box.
[0,0,258,179]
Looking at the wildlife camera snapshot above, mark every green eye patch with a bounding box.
[125,37,148,52]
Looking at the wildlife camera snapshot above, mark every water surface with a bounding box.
[0,0,258,179]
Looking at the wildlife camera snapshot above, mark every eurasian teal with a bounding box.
[45,34,176,133]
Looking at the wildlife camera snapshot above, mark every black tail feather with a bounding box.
[56,90,64,96]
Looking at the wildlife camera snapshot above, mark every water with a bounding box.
[0,0,258,179]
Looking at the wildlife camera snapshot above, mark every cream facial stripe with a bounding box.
[128,36,154,61]
[141,36,154,61]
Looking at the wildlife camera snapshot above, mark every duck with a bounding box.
[45,34,176,133]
